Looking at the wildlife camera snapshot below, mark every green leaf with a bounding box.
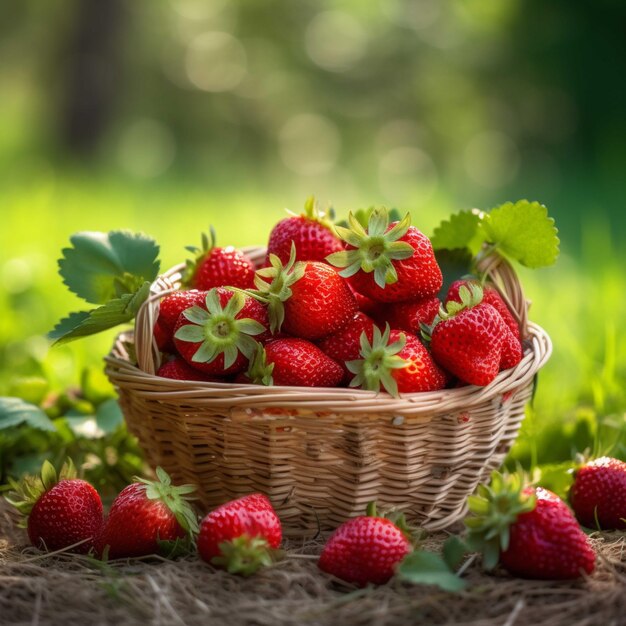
[442,535,468,570]
[96,399,124,434]
[0,397,56,432]
[49,281,151,345]
[397,551,466,591]
[481,200,559,268]
[434,248,474,298]
[431,211,482,253]
[58,230,160,304]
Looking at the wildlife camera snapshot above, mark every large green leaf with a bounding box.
[481,200,560,268]
[58,230,160,304]
[397,550,466,591]
[96,399,124,434]
[0,397,56,432]
[49,281,151,345]
[431,210,482,253]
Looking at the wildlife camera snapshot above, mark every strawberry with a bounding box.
[197,493,282,575]
[428,283,522,386]
[318,504,412,586]
[317,312,377,383]
[347,324,446,396]
[569,457,626,530]
[255,339,344,387]
[267,196,344,265]
[446,279,520,340]
[6,459,102,554]
[371,297,440,336]
[173,287,270,376]
[252,245,357,340]
[157,357,224,382]
[183,226,255,291]
[348,284,378,315]
[327,207,442,302]
[96,467,198,559]
[154,289,208,352]
[466,472,596,580]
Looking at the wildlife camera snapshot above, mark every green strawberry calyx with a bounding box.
[247,243,305,333]
[245,344,274,386]
[174,289,266,369]
[420,282,484,344]
[464,470,536,570]
[5,459,78,527]
[326,207,415,288]
[286,196,336,232]
[212,534,275,576]
[346,324,408,398]
[136,467,199,535]
[182,225,219,286]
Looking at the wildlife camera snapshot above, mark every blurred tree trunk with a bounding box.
[59,0,125,157]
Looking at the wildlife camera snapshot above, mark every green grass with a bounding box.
[1,174,624,491]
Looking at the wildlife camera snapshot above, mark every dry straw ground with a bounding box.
[1,502,625,626]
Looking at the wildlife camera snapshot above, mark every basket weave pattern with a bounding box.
[105,247,552,534]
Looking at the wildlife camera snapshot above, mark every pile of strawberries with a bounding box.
[154,200,523,395]
[8,456,626,584]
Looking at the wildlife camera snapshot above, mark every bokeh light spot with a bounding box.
[279,114,341,175]
[378,147,438,205]
[464,131,520,188]
[117,119,176,179]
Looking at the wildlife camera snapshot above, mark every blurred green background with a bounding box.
[1,0,625,492]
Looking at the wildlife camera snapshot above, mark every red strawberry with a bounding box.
[263,339,343,387]
[253,246,357,340]
[466,472,596,580]
[429,284,522,386]
[318,506,412,586]
[347,324,446,396]
[317,312,377,383]
[157,357,224,382]
[96,467,198,559]
[348,284,378,315]
[184,227,255,291]
[154,289,207,352]
[197,493,282,575]
[371,297,440,336]
[446,279,520,340]
[569,457,626,530]
[173,287,270,376]
[266,196,343,265]
[327,207,442,302]
[6,459,102,554]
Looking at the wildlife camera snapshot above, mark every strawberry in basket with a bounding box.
[266,196,343,264]
[173,287,270,376]
[183,226,255,291]
[370,296,440,336]
[327,207,442,302]
[154,289,208,352]
[427,283,522,386]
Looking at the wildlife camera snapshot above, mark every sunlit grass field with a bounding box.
[1,174,624,485]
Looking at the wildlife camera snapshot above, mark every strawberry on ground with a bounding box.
[446,279,520,340]
[197,493,282,575]
[157,357,224,382]
[327,207,442,302]
[428,283,522,386]
[370,297,440,336]
[154,289,207,352]
[6,459,103,554]
[96,467,198,559]
[252,244,357,340]
[466,471,596,580]
[569,456,626,530]
[317,312,377,383]
[183,226,255,291]
[347,324,447,396]
[173,287,270,376]
[318,503,412,586]
[266,196,343,265]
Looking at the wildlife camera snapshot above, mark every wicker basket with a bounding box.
[105,247,552,535]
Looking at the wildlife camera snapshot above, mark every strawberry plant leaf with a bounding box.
[442,535,468,570]
[481,200,559,268]
[0,397,56,432]
[95,399,124,434]
[49,281,151,345]
[397,550,466,591]
[435,248,474,298]
[431,210,483,254]
[58,230,160,304]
